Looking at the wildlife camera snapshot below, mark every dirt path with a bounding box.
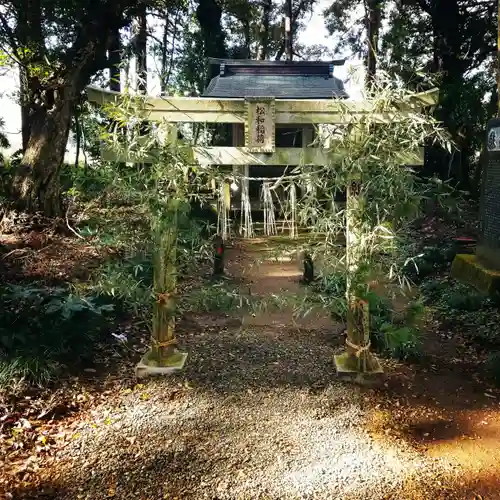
[7,239,500,499]
[227,239,335,331]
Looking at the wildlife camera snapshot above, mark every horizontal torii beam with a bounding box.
[99,145,424,166]
[86,87,438,125]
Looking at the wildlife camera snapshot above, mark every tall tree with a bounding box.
[383,0,496,188]
[0,0,146,215]
[223,0,258,58]
[325,0,496,189]
[196,0,227,59]
[366,0,381,86]
[135,3,148,94]
[148,0,186,93]
[258,0,273,59]
[109,27,122,92]
[274,0,317,60]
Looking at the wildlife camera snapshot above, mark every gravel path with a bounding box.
[51,377,450,499]
[36,247,455,499]
[46,333,453,498]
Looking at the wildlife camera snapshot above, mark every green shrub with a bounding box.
[0,284,116,387]
[86,256,153,313]
[315,271,347,296]
[183,283,244,313]
[377,323,423,360]
[421,278,489,312]
[311,271,348,320]
[403,243,457,283]
[443,290,485,311]
[365,292,424,360]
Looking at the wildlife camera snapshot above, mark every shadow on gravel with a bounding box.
[10,444,500,500]
[365,359,500,499]
[175,315,343,393]
[10,439,216,499]
[401,471,500,500]
[5,483,68,500]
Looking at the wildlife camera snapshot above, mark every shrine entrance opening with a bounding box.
[202,59,347,239]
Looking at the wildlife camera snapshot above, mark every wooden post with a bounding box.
[213,234,225,276]
[334,180,382,376]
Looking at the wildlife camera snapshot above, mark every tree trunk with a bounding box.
[109,27,122,92]
[366,0,381,88]
[426,0,465,183]
[160,14,169,93]
[162,11,181,93]
[196,0,226,58]
[13,97,73,216]
[285,0,293,61]
[17,0,44,153]
[242,19,251,59]
[19,66,32,152]
[258,0,272,60]
[136,4,148,94]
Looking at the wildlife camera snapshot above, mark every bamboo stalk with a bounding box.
[335,180,382,375]
[345,181,365,370]
[152,204,179,365]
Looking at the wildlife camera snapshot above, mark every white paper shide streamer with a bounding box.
[240,165,254,237]
[261,181,277,235]
[216,182,231,240]
[289,181,297,238]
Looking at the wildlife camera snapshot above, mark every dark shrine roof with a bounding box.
[202,58,349,99]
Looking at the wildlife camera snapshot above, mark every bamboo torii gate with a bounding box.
[87,85,434,168]
[86,84,438,378]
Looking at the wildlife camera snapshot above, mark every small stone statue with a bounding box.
[302,252,314,284]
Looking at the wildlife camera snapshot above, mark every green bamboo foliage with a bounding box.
[98,92,222,369]
[297,74,453,373]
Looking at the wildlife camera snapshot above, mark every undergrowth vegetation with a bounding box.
[0,284,116,388]
[0,157,218,388]
[308,270,425,361]
[412,240,500,385]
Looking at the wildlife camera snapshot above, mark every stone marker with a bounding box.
[451,118,500,295]
[477,118,500,270]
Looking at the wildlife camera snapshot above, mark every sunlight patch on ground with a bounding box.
[260,268,301,278]
[245,413,439,498]
[413,409,500,473]
[55,385,452,499]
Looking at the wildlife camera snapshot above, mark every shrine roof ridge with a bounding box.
[207,58,347,67]
[202,73,348,99]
